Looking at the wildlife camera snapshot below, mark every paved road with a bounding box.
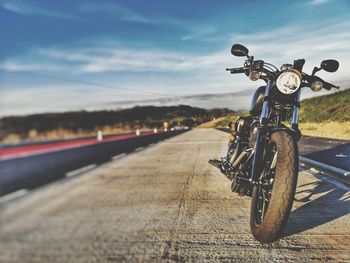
[219,127,350,171]
[0,131,156,160]
[0,129,349,262]
[299,136,350,171]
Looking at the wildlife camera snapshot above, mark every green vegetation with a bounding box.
[299,88,350,122]
[0,105,233,142]
[298,88,350,139]
[197,112,248,128]
[2,89,348,142]
[198,89,350,139]
[299,122,349,140]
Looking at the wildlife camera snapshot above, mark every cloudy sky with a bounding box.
[0,0,349,116]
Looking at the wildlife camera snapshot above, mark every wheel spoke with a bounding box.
[270,150,278,169]
[261,199,266,222]
[254,143,277,224]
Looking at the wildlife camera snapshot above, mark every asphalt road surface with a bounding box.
[0,129,349,262]
[0,131,156,160]
[298,136,350,171]
[219,127,350,171]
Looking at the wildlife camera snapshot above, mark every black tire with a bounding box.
[250,131,298,243]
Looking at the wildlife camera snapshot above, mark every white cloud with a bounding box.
[0,47,224,74]
[230,20,350,81]
[79,1,156,24]
[0,85,119,116]
[0,60,66,72]
[1,20,349,116]
[310,0,331,5]
[0,0,77,19]
[3,20,349,78]
[182,27,217,41]
[78,1,197,29]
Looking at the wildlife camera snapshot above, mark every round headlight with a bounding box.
[276,70,302,94]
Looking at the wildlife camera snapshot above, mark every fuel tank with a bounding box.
[249,86,265,116]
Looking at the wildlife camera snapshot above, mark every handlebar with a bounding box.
[226,67,246,74]
[227,61,339,90]
[302,73,339,90]
[324,81,340,90]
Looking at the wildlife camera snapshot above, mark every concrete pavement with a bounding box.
[0,129,349,262]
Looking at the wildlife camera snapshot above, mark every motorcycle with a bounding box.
[209,44,339,243]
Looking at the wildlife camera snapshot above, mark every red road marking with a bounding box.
[0,132,158,159]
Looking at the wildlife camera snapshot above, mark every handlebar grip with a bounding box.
[323,81,339,90]
[226,67,246,74]
[303,73,340,90]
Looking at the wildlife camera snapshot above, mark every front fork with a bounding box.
[250,80,272,184]
[291,89,301,139]
[250,82,301,184]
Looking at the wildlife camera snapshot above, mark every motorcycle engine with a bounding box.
[229,117,258,197]
[248,121,259,149]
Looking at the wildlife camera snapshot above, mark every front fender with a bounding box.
[269,126,301,141]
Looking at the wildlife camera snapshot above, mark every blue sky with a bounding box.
[0,0,349,116]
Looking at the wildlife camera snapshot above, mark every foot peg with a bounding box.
[209,158,235,181]
[208,159,222,168]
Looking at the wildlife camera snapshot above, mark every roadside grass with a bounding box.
[299,121,350,140]
[196,116,233,128]
[199,89,350,140]
[199,115,350,140]
[197,114,239,128]
[299,88,350,122]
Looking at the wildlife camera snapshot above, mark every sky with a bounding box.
[0,0,349,116]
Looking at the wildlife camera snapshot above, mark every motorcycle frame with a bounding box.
[250,80,301,184]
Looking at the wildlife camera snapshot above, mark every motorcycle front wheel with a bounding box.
[250,130,298,243]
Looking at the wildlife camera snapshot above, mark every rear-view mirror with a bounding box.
[320,59,339,72]
[231,44,249,57]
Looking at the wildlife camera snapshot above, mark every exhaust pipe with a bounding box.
[231,150,250,168]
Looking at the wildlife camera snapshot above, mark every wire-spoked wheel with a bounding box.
[254,142,277,225]
[250,131,299,243]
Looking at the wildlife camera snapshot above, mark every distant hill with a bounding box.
[197,88,350,139]
[0,105,233,142]
[299,88,350,122]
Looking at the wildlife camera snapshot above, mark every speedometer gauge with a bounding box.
[276,70,302,94]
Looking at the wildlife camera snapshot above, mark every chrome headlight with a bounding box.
[276,69,302,94]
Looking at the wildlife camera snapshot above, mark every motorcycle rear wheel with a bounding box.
[250,131,298,243]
